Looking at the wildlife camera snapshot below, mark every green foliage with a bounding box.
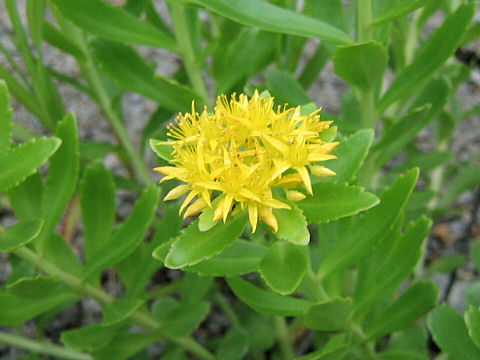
[0,0,478,359]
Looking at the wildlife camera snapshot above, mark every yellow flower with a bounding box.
[154,91,339,232]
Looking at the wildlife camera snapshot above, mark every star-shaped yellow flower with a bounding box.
[154,91,339,232]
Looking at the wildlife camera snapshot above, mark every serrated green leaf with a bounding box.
[427,303,480,360]
[366,281,438,340]
[7,275,60,298]
[82,186,160,281]
[42,234,83,276]
[152,298,210,337]
[185,239,268,277]
[226,276,312,316]
[378,2,475,110]
[164,212,248,269]
[37,114,79,252]
[333,41,388,91]
[324,129,374,183]
[0,137,60,192]
[61,323,119,352]
[101,298,143,326]
[465,305,480,349]
[354,217,432,312]
[318,168,419,279]
[0,291,76,325]
[298,182,379,224]
[0,80,13,153]
[80,161,116,261]
[259,242,308,295]
[51,0,177,51]
[305,298,352,331]
[0,220,43,252]
[149,139,174,163]
[274,203,310,245]
[265,68,312,106]
[92,40,201,112]
[173,0,352,44]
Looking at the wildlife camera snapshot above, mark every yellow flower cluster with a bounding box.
[154,91,339,232]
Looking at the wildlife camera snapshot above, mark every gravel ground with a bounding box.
[0,1,479,358]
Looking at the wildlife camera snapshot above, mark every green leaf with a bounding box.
[152,299,210,337]
[0,291,76,325]
[180,273,214,303]
[43,234,83,276]
[216,327,249,360]
[92,40,201,112]
[298,182,379,224]
[82,186,160,281]
[371,0,426,26]
[101,298,143,326]
[61,323,118,352]
[366,281,438,340]
[370,106,432,170]
[0,137,60,192]
[378,1,475,110]
[0,80,13,153]
[354,217,432,311]
[427,254,465,275]
[164,212,248,269]
[377,352,428,360]
[259,242,309,295]
[265,69,312,106]
[427,303,480,360]
[465,305,480,349]
[333,41,388,91]
[274,203,310,246]
[466,282,480,308]
[149,139,174,163]
[439,165,480,208]
[324,129,374,183]
[0,220,43,252]
[471,242,480,273]
[8,173,44,221]
[92,332,160,360]
[305,298,353,331]
[226,276,312,317]
[43,21,86,61]
[37,114,79,252]
[80,161,116,261]
[216,30,276,94]
[174,0,352,44]
[297,334,350,360]
[185,239,268,277]
[317,168,419,279]
[51,0,177,51]
[7,275,60,298]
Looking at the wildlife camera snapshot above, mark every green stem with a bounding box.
[57,19,153,186]
[357,0,372,42]
[272,316,295,360]
[13,247,214,360]
[170,3,209,103]
[0,331,92,360]
[359,88,376,129]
